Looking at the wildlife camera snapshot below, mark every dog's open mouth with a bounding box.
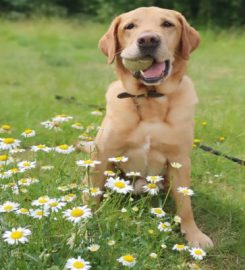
[138,60,170,84]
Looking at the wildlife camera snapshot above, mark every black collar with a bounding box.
[117,90,164,99]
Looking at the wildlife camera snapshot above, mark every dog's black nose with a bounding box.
[137,33,160,50]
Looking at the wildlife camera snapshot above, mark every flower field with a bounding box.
[0,20,244,269]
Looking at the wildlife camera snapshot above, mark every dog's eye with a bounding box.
[125,23,135,30]
[162,20,174,27]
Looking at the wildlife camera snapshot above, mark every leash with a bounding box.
[55,94,245,166]
[197,144,245,166]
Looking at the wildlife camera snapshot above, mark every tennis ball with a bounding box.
[122,57,153,71]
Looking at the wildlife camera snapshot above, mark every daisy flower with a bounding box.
[149,253,158,259]
[0,138,21,150]
[87,244,100,252]
[172,244,188,251]
[3,227,31,245]
[71,122,84,130]
[5,167,21,177]
[0,124,12,133]
[91,110,103,116]
[108,156,128,163]
[65,256,91,270]
[55,144,75,154]
[18,178,32,186]
[117,254,136,267]
[151,207,166,218]
[157,222,172,232]
[63,206,92,223]
[31,144,52,153]
[61,193,77,202]
[126,171,141,177]
[0,201,19,212]
[105,177,134,194]
[30,208,49,219]
[0,154,14,165]
[107,240,116,246]
[76,159,101,168]
[17,160,36,171]
[32,196,50,206]
[16,208,29,215]
[143,183,159,195]
[189,247,207,260]
[45,199,66,212]
[170,162,182,169]
[104,170,116,177]
[121,207,127,213]
[52,114,73,123]
[21,129,36,138]
[174,215,182,224]
[83,187,103,197]
[41,120,61,131]
[177,187,194,196]
[161,243,167,249]
[146,175,164,183]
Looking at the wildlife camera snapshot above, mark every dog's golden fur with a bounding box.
[82,7,213,247]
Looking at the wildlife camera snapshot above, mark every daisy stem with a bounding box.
[162,178,172,208]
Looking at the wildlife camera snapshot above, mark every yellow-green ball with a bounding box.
[122,57,153,71]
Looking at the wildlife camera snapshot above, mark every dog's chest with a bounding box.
[120,98,169,176]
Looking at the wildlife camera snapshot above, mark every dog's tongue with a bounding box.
[142,62,165,78]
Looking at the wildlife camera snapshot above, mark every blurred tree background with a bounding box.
[0,0,244,26]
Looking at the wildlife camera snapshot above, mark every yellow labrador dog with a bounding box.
[82,7,213,248]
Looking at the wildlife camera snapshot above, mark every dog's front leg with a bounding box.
[168,157,213,248]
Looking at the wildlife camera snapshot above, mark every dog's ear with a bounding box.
[98,16,121,64]
[178,14,200,60]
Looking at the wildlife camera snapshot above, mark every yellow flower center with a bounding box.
[11,168,19,173]
[114,181,126,189]
[11,231,23,240]
[182,189,189,195]
[20,208,29,213]
[38,197,48,204]
[73,261,85,269]
[37,144,45,148]
[36,211,43,216]
[49,202,58,207]
[71,208,84,217]
[1,124,11,130]
[3,138,14,144]
[0,155,8,161]
[115,157,122,161]
[162,223,169,228]
[23,162,30,167]
[176,244,185,249]
[75,122,82,126]
[194,249,203,255]
[24,129,32,134]
[147,183,157,189]
[90,188,98,193]
[84,160,93,165]
[20,179,28,183]
[59,144,69,150]
[150,176,158,181]
[3,205,13,211]
[154,208,163,214]
[122,255,134,262]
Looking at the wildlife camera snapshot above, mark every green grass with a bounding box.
[0,19,244,269]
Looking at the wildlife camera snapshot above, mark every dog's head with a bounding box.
[99,7,200,87]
